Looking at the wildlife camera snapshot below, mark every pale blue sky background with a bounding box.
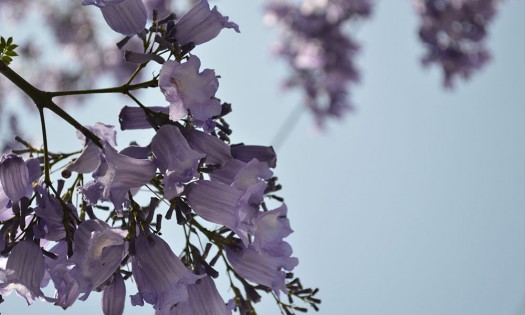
[1,0,524,314]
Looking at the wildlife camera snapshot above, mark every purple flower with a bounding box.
[151,125,205,199]
[186,128,232,166]
[0,184,14,221]
[33,187,78,241]
[175,0,240,46]
[119,106,169,130]
[82,0,147,36]
[415,0,499,87]
[69,220,127,300]
[80,141,156,210]
[265,0,372,126]
[0,240,47,304]
[0,154,32,202]
[187,180,255,245]
[159,55,221,122]
[156,276,232,315]
[65,122,117,174]
[225,244,298,294]
[44,241,81,309]
[130,234,202,311]
[253,204,293,257]
[230,144,277,168]
[102,273,126,315]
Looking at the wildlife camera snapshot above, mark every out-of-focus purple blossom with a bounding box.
[156,276,232,315]
[151,125,205,199]
[265,0,373,126]
[130,234,202,311]
[0,240,48,305]
[102,272,126,315]
[80,141,156,210]
[159,55,221,122]
[82,0,148,36]
[414,0,499,87]
[174,0,240,46]
[225,243,298,294]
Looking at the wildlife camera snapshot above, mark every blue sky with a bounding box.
[1,0,524,314]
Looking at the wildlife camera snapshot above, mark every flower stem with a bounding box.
[38,107,51,185]
[47,78,158,97]
[0,60,102,148]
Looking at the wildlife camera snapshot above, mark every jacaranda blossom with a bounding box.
[159,55,221,123]
[102,272,126,315]
[175,0,240,46]
[81,0,147,36]
[0,154,33,202]
[80,141,156,210]
[151,125,205,199]
[130,234,203,311]
[0,240,48,305]
[156,276,232,315]
[226,243,298,295]
[69,220,127,300]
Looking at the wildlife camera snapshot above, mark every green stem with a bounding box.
[0,60,102,148]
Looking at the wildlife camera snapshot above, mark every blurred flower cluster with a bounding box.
[265,0,374,127]
[414,0,500,87]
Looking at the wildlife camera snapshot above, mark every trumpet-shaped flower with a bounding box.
[130,234,202,311]
[80,141,156,210]
[156,276,232,315]
[159,55,221,122]
[102,273,126,315]
[0,240,47,305]
[0,154,40,202]
[82,0,147,36]
[151,125,205,199]
[175,0,240,46]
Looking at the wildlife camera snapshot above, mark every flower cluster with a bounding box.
[265,0,374,127]
[0,0,320,314]
[414,0,500,87]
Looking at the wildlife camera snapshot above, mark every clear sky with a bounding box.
[1,0,524,314]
